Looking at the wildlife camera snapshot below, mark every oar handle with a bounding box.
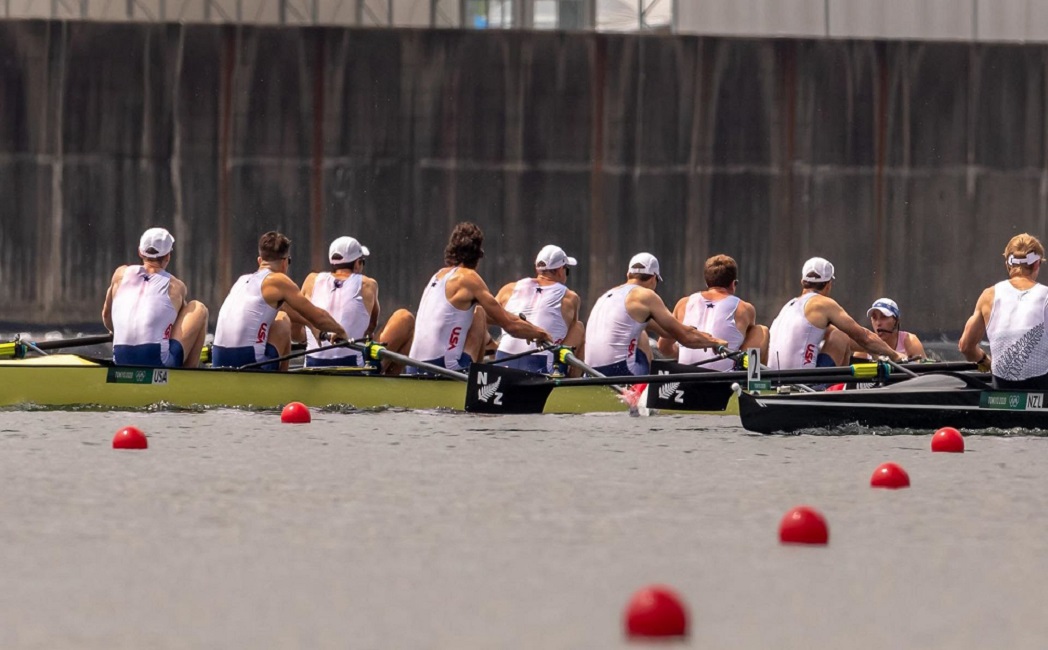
[0,333,114,359]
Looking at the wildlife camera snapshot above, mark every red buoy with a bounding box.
[931,427,964,453]
[280,402,311,424]
[779,506,829,545]
[112,426,148,450]
[870,462,910,489]
[623,585,689,638]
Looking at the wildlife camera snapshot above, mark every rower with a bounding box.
[102,227,209,368]
[494,244,585,374]
[657,254,768,370]
[297,236,379,370]
[584,252,727,377]
[767,257,905,370]
[212,231,348,371]
[382,222,552,376]
[850,298,926,361]
[959,233,1048,388]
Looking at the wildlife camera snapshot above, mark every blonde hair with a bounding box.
[1003,233,1044,276]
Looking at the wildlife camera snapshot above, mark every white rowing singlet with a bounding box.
[585,284,646,372]
[987,280,1048,381]
[305,273,370,363]
[497,278,569,360]
[214,269,279,356]
[111,265,177,358]
[768,293,825,370]
[409,267,475,369]
[679,294,743,371]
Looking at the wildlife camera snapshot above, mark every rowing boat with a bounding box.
[737,373,1048,433]
[0,354,640,413]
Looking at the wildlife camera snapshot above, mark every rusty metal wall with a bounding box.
[1,20,1045,335]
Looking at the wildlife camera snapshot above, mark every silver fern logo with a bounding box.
[658,382,684,404]
[477,375,503,405]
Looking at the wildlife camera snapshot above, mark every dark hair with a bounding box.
[259,231,291,262]
[628,273,656,282]
[704,254,738,288]
[802,280,830,291]
[444,222,485,268]
[331,258,364,272]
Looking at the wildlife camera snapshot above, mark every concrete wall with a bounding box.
[1,21,1046,336]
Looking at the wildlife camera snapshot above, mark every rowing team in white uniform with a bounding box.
[102,224,1048,389]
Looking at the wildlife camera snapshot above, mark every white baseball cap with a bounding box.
[628,252,662,281]
[867,298,900,319]
[328,236,370,264]
[138,227,174,258]
[534,244,577,270]
[801,257,835,282]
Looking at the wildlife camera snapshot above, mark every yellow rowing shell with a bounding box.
[0,354,739,415]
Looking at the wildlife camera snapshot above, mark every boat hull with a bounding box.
[738,376,1048,433]
[0,356,630,413]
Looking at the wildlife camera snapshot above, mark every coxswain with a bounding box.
[584,252,727,377]
[657,254,768,370]
[212,231,347,371]
[767,256,905,369]
[102,227,209,368]
[959,233,1048,388]
[850,298,926,361]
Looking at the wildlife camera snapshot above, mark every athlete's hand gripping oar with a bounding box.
[348,340,467,382]
[0,333,114,359]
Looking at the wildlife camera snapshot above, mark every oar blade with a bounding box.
[644,360,736,411]
[465,363,555,414]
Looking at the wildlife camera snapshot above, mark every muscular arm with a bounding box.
[820,299,903,362]
[737,301,763,351]
[959,287,994,364]
[657,297,688,358]
[365,279,380,338]
[905,333,927,359]
[264,273,347,339]
[168,278,188,311]
[632,289,726,350]
[495,282,515,308]
[101,266,127,332]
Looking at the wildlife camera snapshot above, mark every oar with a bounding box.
[489,342,559,365]
[0,333,114,359]
[347,340,466,382]
[237,340,356,370]
[555,348,651,414]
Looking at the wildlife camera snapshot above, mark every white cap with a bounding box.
[534,244,577,270]
[628,252,662,281]
[138,227,174,258]
[801,257,835,282]
[328,236,370,264]
[867,298,900,319]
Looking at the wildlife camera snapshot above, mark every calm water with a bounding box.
[0,409,1046,649]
